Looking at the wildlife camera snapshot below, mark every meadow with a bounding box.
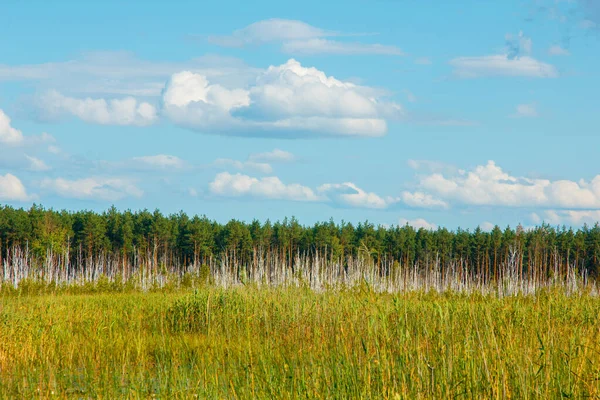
[3,206,600,397]
[2,284,600,398]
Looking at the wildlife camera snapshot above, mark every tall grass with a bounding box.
[1,287,600,398]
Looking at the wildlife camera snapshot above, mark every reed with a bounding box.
[2,287,600,398]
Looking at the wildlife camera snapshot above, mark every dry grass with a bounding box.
[1,287,600,398]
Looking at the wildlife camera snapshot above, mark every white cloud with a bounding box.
[548,45,570,56]
[0,152,53,173]
[0,51,184,82]
[399,218,437,230]
[536,210,600,226]
[213,158,273,174]
[401,191,448,209]
[0,109,24,144]
[263,117,388,137]
[0,110,58,173]
[36,91,158,126]
[318,182,399,209]
[480,221,496,232]
[207,170,452,211]
[25,155,51,171]
[208,19,331,47]
[0,51,257,97]
[208,18,402,56]
[40,177,143,201]
[451,32,557,79]
[409,160,600,209]
[160,71,251,131]
[281,39,403,55]
[162,59,399,137]
[530,212,542,225]
[252,60,386,119]
[209,172,320,202]
[97,155,191,173]
[213,149,297,174]
[512,103,538,118]
[161,71,250,110]
[132,155,186,169]
[450,54,558,78]
[0,173,31,201]
[542,210,564,225]
[209,172,400,208]
[248,149,296,163]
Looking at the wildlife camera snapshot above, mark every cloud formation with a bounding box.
[401,191,448,209]
[0,173,31,201]
[25,155,51,172]
[479,221,496,232]
[0,109,58,176]
[209,19,330,47]
[318,182,399,209]
[162,59,400,137]
[248,149,296,163]
[40,177,143,201]
[36,91,158,126]
[450,55,558,78]
[0,51,257,97]
[208,18,402,56]
[281,39,403,55]
[212,149,298,174]
[213,159,273,174]
[407,160,600,209]
[209,172,320,202]
[450,33,557,78]
[208,171,440,211]
[132,155,187,169]
[512,103,538,118]
[540,210,600,226]
[0,110,24,144]
[399,218,437,230]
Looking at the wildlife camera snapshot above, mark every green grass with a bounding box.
[1,287,600,398]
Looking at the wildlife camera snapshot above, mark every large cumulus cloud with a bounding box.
[161,59,401,137]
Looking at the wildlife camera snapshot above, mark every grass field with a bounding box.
[2,286,600,398]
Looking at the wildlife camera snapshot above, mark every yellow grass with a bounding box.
[1,287,600,398]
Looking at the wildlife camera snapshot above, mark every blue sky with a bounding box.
[1,0,599,230]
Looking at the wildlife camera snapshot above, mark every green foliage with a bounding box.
[1,204,600,278]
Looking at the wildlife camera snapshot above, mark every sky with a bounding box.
[0,0,599,230]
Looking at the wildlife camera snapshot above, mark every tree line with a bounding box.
[1,204,600,280]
